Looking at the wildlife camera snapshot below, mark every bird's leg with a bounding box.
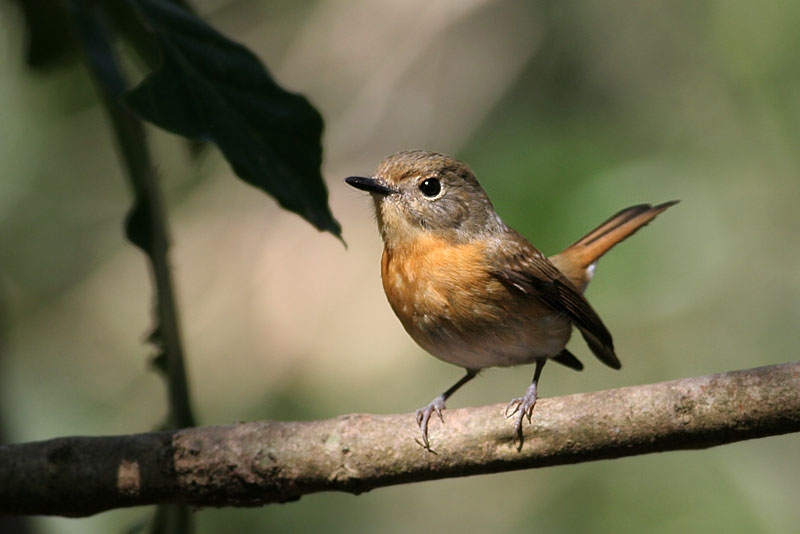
[505,358,547,449]
[416,369,478,449]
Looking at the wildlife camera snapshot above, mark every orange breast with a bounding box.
[380,235,572,369]
[382,235,490,328]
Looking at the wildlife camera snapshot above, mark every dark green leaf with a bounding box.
[10,0,78,69]
[124,0,341,237]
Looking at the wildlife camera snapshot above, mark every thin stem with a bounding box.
[69,0,195,428]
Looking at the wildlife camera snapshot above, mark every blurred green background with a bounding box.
[2,0,799,532]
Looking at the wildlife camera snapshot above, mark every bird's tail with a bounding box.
[550,201,679,292]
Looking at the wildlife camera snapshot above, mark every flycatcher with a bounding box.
[346,150,676,448]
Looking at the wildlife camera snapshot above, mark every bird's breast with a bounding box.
[380,235,572,369]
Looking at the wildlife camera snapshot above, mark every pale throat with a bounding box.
[374,199,427,250]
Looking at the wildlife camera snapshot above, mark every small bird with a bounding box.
[346,150,676,448]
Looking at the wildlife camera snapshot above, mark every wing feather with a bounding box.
[490,232,621,370]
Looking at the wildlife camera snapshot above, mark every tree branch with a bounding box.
[2,361,798,517]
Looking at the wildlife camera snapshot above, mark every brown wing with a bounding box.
[490,233,621,370]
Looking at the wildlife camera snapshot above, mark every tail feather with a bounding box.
[550,200,678,292]
[552,348,584,371]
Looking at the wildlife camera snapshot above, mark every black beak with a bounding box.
[345,176,398,196]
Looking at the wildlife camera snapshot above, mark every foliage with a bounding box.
[5,0,340,532]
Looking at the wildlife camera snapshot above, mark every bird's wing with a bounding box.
[489,234,621,370]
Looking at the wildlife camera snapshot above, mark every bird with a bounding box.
[345,150,677,449]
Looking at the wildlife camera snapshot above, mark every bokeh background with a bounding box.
[2,0,800,532]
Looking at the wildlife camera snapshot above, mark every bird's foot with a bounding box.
[505,382,538,450]
[415,395,446,449]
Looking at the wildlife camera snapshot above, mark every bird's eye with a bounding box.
[419,178,441,197]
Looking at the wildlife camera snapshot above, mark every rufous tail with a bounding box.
[549,201,678,292]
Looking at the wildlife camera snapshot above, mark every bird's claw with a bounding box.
[415,395,446,449]
[504,398,522,418]
[505,384,538,450]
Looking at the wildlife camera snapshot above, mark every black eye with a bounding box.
[419,178,441,197]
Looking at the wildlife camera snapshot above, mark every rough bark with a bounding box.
[2,361,798,517]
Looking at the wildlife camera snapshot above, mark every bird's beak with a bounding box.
[345,176,398,196]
